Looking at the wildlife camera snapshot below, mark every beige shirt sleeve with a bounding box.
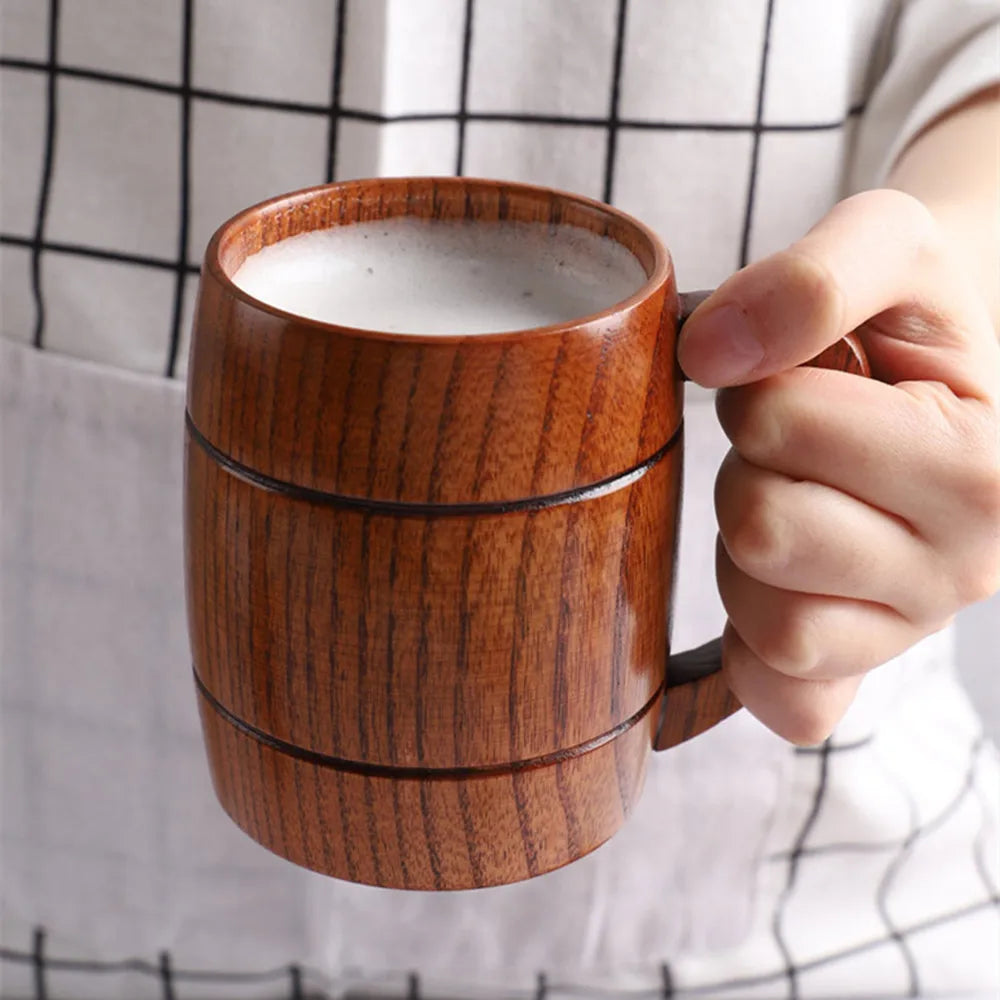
[850,0,1000,188]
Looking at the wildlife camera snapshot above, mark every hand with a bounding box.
[678,189,1000,745]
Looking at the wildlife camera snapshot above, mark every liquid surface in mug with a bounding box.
[231,218,648,334]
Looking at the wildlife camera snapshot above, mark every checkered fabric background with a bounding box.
[1,726,997,999]
[2,1,999,998]
[1,0,884,378]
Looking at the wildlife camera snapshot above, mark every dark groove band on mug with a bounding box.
[185,409,683,517]
[194,667,665,779]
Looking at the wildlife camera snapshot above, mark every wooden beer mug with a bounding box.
[185,177,867,889]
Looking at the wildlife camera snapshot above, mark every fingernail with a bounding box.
[679,303,765,386]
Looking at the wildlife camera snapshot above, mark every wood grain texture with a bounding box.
[185,177,868,889]
[656,665,740,751]
[187,178,679,503]
[197,682,657,890]
[807,331,869,378]
[186,178,696,888]
[186,432,680,767]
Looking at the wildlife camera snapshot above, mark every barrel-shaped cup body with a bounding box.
[185,178,683,888]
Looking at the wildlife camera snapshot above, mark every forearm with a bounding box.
[887,85,1000,334]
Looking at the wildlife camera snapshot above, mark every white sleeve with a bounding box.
[850,0,1000,189]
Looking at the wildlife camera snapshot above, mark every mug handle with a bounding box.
[653,290,870,751]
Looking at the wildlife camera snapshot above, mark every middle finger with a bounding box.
[714,449,945,625]
[715,366,986,537]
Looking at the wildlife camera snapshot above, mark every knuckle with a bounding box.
[778,673,863,747]
[782,701,840,748]
[756,611,820,678]
[717,385,786,463]
[904,389,1000,608]
[878,187,936,225]
[860,189,942,256]
[773,247,847,335]
[951,415,1000,603]
[913,386,1000,518]
[954,552,1000,607]
[906,591,958,633]
[963,436,1000,525]
[967,471,1000,539]
[719,482,789,577]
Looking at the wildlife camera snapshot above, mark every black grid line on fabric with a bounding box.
[768,837,925,860]
[601,0,629,205]
[29,0,60,349]
[159,950,176,1000]
[164,0,193,379]
[773,738,832,1000]
[738,0,777,269]
[2,1,867,377]
[875,735,987,995]
[1,233,201,274]
[874,778,922,995]
[672,897,1000,997]
[795,735,874,754]
[289,962,304,1000]
[659,963,674,998]
[973,767,1000,899]
[0,939,327,985]
[771,737,987,862]
[535,970,548,999]
[0,58,866,134]
[454,0,476,175]
[31,927,46,1000]
[325,0,347,183]
[3,901,999,1000]
[885,737,985,848]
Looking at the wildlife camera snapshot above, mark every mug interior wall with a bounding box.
[214,178,660,294]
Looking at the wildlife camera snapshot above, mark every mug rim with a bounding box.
[203,176,674,345]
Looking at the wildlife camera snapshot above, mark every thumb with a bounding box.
[676,248,844,388]
[677,189,996,397]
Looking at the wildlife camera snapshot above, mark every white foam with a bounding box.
[231,218,647,335]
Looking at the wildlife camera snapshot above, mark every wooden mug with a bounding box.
[185,177,867,890]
